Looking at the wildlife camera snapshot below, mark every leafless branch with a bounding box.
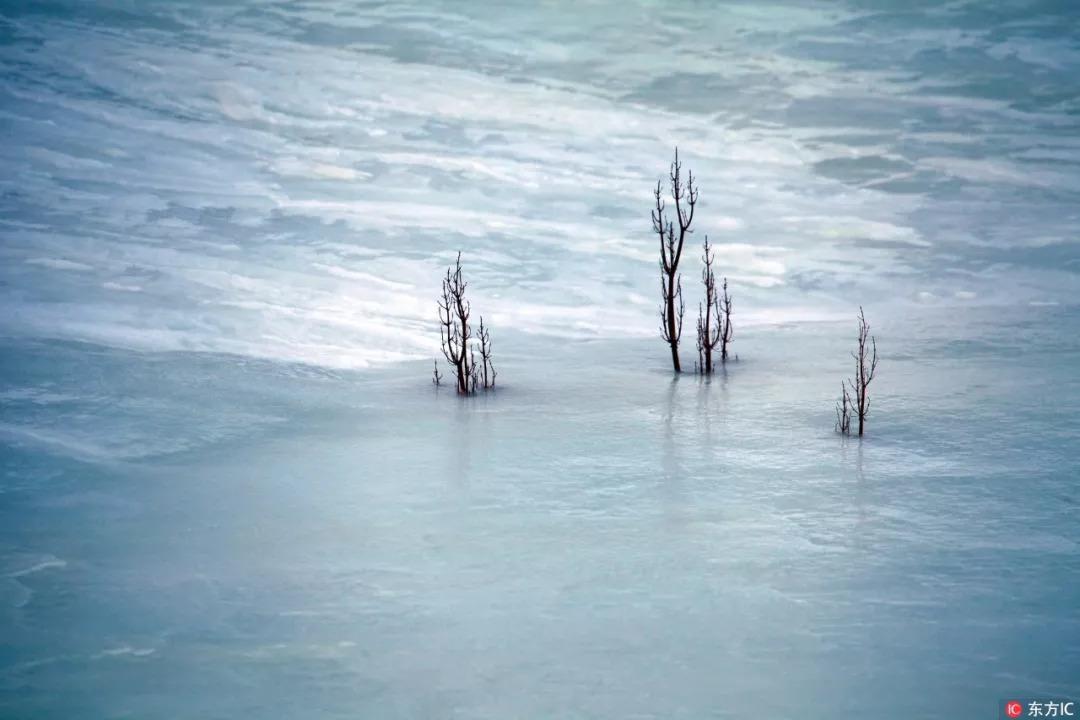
[477,316,495,390]
[835,382,851,435]
[696,236,722,375]
[719,277,733,363]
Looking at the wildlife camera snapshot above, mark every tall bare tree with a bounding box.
[652,148,697,373]
[839,307,878,436]
[696,236,721,375]
[438,252,474,395]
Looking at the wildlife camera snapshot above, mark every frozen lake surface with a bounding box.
[2,308,1079,718]
[2,0,1080,717]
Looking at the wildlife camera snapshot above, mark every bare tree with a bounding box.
[840,307,878,436]
[718,277,733,363]
[436,252,496,395]
[835,382,851,435]
[652,148,697,373]
[696,236,721,375]
[477,317,496,390]
[469,346,479,394]
[438,252,474,395]
[432,359,443,387]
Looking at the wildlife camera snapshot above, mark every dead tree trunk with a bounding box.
[696,236,721,375]
[843,306,878,436]
[719,277,733,363]
[652,148,697,373]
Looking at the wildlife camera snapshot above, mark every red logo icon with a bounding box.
[1006,701,1024,718]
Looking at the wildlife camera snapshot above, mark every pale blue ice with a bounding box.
[1,1,1079,718]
